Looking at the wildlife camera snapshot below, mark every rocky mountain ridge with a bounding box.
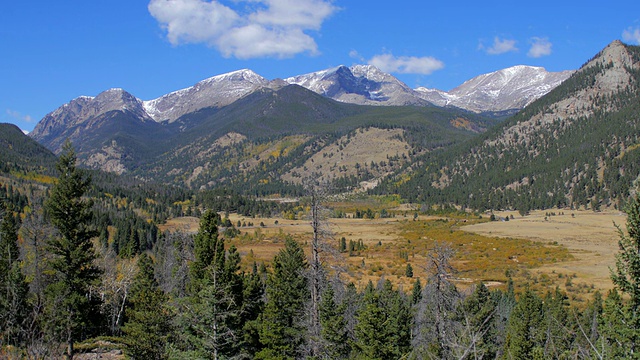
[415,65,574,113]
[30,63,573,145]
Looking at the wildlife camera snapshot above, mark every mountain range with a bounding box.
[22,40,640,211]
[30,63,572,145]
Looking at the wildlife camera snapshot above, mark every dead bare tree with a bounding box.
[302,177,337,359]
[96,247,137,335]
[412,242,461,359]
[19,207,58,359]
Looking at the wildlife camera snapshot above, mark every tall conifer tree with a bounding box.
[44,141,101,359]
[0,201,29,347]
[121,253,170,359]
[256,237,309,359]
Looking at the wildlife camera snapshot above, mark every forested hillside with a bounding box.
[2,145,640,359]
[384,41,640,213]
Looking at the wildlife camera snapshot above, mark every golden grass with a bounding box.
[161,210,592,296]
[462,209,623,295]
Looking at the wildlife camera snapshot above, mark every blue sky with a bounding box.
[2,0,640,132]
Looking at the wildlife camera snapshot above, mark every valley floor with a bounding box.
[462,209,623,291]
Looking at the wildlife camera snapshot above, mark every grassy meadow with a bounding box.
[160,201,620,302]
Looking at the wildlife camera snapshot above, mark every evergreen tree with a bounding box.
[44,142,101,359]
[405,263,414,278]
[541,288,573,358]
[454,282,497,359]
[0,202,29,347]
[240,262,266,357]
[612,192,640,306]
[174,210,244,359]
[121,253,170,360]
[190,210,223,291]
[411,278,422,305]
[503,287,544,359]
[354,280,411,359]
[607,191,640,357]
[256,237,309,360]
[318,285,350,359]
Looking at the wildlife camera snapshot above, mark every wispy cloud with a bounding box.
[527,37,552,58]
[623,26,640,45]
[367,53,444,75]
[481,37,518,55]
[349,49,364,62]
[6,109,33,123]
[148,0,338,59]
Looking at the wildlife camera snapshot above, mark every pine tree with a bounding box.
[606,191,640,357]
[318,285,350,359]
[174,210,244,359]
[240,262,266,357]
[0,202,29,347]
[503,287,544,359]
[44,142,102,359]
[454,282,497,359]
[121,253,170,360]
[256,237,309,359]
[405,263,414,278]
[411,278,422,305]
[190,210,223,291]
[354,280,411,359]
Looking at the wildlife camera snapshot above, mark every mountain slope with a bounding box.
[143,69,270,123]
[390,40,640,212]
[143,85,493,190]
[415,65,574,114]
[285,65,431,106]
[0,123,57,175]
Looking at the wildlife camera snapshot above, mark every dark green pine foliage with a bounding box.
[454,282,497,359]
[318,285,350,359]
[606,192,640,358]
[354,280,411,359]
[411,278,422,305]
[0,202,29,347]
[503,287,544,360]
[121,253,171,360]
[190,210,223,291]
[600,289,634,358]
[240,262,266,357]
[540,288,574,358]
[174,210,245,359]
[405,263,414,278]
[255,237,309,360]
[44,142,102,359]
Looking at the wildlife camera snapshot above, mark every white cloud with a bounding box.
[349,49,362,60]
[6,109,33,123]
[527,37,552,58]
[148,0,337,59]
[482,37,518,55]
[623,26,640,45]
[367,54,444,75]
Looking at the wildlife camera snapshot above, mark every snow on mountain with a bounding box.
[30,88,150,140]
[285,65,430,106]
[31,65,575,145]
[415,65,574,113]
[143,69,269,123]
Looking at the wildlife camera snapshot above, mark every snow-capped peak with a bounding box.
[415,65,574,112]
[143,69,269,123]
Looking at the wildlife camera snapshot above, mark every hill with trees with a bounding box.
[383,40,640,213]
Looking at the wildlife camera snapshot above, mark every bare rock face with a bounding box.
[30,88,149,143]
[85,140,127,175]
[285,65,431,106]
[142,69,269,123]
[415,65,574,113]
